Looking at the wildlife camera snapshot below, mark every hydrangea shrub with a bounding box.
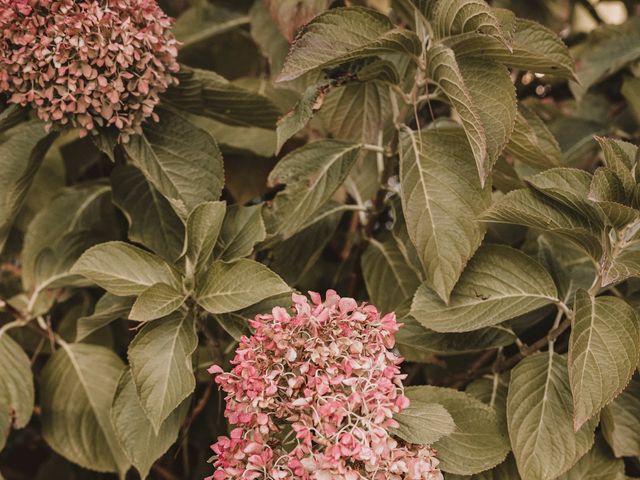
[1,1,640,479]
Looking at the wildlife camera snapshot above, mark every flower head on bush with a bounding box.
[0,0,180,140]
[208,290,443,480]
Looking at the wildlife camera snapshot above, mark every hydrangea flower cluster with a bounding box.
[0,0,180,140]
[208,290,443,480]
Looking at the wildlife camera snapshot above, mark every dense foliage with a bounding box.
[1,0,640,479]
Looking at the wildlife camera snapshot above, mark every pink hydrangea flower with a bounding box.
[0,0,180,140]
[207,290,443,480]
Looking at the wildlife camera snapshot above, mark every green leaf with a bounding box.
[483,188,603,259]
[76,294,135,342]
[71,241,181,297]
[165,66,282,129]
[111,369,188,479]
[390,401,455,445]
[396,317,516,357]
[0,329,34,450]
[111,165,184,263]
[41,343,129,475]
[427,45,516,184]
[214,204,266,261]
[411,245,558,332]
[526,168,604,227]
[173,3,248,49]
[424,0,508,43]
[602,248,640,287]
[507,352,598,480]
[451,17,576,79]
[0,121,56,252]
[556,437,625,480]
[362,238,421,314]
[601,376,640,457]
[277,7,421,82]
[128,311,197,432]
[405,386,510,475]
[571,17,640,100]
[264,140,360,238]
[182,201,226,277]
[129,283,187,322]
[196,259,290,314]
[399,127,491,302]
[505,104,562,169]
[123,107,224,219]
[569,291,640,430]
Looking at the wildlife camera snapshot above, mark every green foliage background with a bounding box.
[2,0,640,479]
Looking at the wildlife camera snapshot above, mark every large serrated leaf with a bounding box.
[362,237,421,313]
[0,330,34,450]
[111,369,188,479]
[601,375,640,457]
[111,165,184,263]
[41,343,129,475]
[390,401,455,445]
[507,352,598,480]
[422,0,507,43]
[405,386,510,475]
[196,259,290,314]
[123,107,224,219]
[451,17,575,79]
[263,140,360,238]
[427,45,516,184]
[411,245,557,333]
[128,311,197,433]
[399,127,490,302]
[0,121,55,252]
[569,291,640,431]
[277,7,421,81]
[71,241,181,297]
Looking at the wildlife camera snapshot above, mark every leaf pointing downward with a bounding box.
[277,7,421,81]
[427,45,516,184]
[399,127,490,303]
[128,311,198,433]
[508,353,598,480]
[569,291,640,431]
